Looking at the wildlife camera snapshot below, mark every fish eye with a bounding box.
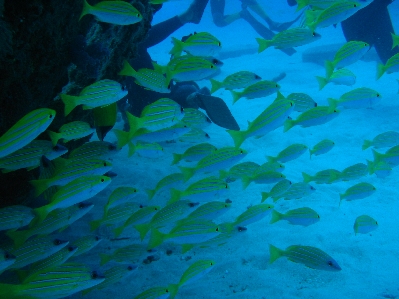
[218,42,221,46]
[364,43,367,46]
[49,114,53,119]
[101,178,105,182]
[225,184,228,188]
[54,239,62,245]
[210,262,213,266]
[312,32,315,36]
[268,206,271,209]
[334,110,337,112]
[180,106,184,113]
[314,103,317,107]
[68,246,75,252]
[165,289,169,293]
[327,261,333,266]
[275,84,278,87]
[128,266,133,270]
[215,227,219,232]
[4,253,11,259]
[122,85,127,91]
[154,207,158,210]
[354,4,357,7]
[205,133,210,138]
[134,189,137,192]
[95,236,100,241]
[210,65,214,68]
[137,13,140,17]
[290,103,293,106]
[103,162,107,166]
[377,94,380,97]
[318,215,320,218]
[91,271,99,279]
[78,203,85,208]
[240,150,243,154]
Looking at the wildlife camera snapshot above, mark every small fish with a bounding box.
[367,159,392,178]
[104,186,139,217]
[210,71,262,93]
[303,169,341,184]
[33,176,111,223]
[61,79,128,116]
[316,68,356,90]
[129,141,164,158]
[0,249,15,273]
[119,61,170,93]
[181,201,231,222]
[392,33,399,49]
[177,260,215,288]
[306,2,361,31]
[227,98,295,148]
[269,244,341,271]
[170,176,229,203]
[148,219,221,249]
[267,143,308,163]
[234,204,274,227]
[0,108,56,159]
[286,92,317,112]
[340,162,368,181]
[79,0,142,25]
[257,28,321,52]
[296,0,346,11]
[284,106,339,132]
[309,139,335,158]
[166,56,219,82]
[372,145,399,167]
[179,147,247,182]
[68,141,118,162]
[325,41,369,77]
[99,244,149,265]
[242,171,286,190]
[171,143,217,165]
[90,203,140,231]
[114,206,160,237]
[179,128,210,143]
[146,173,184,200]
[170,32,222,57]
[0,141,67,173]
[339,182,376,205]
[261,179,292,202]
[230,80,280,104]
[47,121,94,146]
[0,205,35,232]
[362,131,399,150]
[354,215,378,235]
[328,87,381,109]
[70,235,102,257]
[270,207,320,226]
[254,161,285,175]
[7,202,93,247]
[2,236,68,270]
[377,53,399,79]
[279,182,316,201]
[219,161,260,182]
[181,108,212,129]
[133,286,178,299]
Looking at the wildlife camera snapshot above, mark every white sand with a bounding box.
[68,1,399,298]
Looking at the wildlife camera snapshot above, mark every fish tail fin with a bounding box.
[99,253,111,266]
[152,61,165,73]
[148,229,164,250]
[392,33,399,49]
[315,76,328,90]
[266,156,277,163]
[226,129,246,148]
[372,149,383,164]
[79,0,91,21]
[168,188,181,204]
[135,223,150,241]
[366,159,375,175]
[324,60,335,78]
[269,244,284,264]
[167,283,180,299]
[376,63,385,80]
[61,94,78,116]
[241,176,251,190]
[296,0,309,11]
[145,189,156,200]
[283,119,295,132]
[327,98,338,110]
[256,38,271,53]
[47,131,61,146]
[230,90,241,105]
[219,170,228,180]
[118,60,136,77]
[210,78,223,94]
[90,219,102,231]
[127,142,136,157]
[339,194,344,206]
[171,153,182,165]
[29,178,51,197]
[309,149,313,159]
[179,166,195,182]
[6,230,29,248]
[261,192,269,203]
[113,129,130,149]
[270,210,283,224]
[181,244,194,254]
[362,140,372,150]
[126,111,142,131]
[302,172,312,183]
[169,37,184,57]
[113,226,124,237]
[33,206,49,225]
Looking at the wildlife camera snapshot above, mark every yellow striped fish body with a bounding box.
[184,201,231,221]
[256,28,321,52]
[118,61,170,93]
[70,235,102,257]
[0,205,35,232]
[280,182,316,201]
[328,87,381,109]
[270,207,320,226]
[134,286,176,299]
[104,186,139,216]
[90,202,140,231]
[261,179,292,202]
[178,260,215,288]
[310,139,335,158]
[114,206,159,237]
[340,162,368,181]
[179,128,210,143]
[302,169,341,184]
[170,176,228,203]
[269,244,341,271]
[47,121,95,146]
[171,32,222,57]
[210,71,262,93]
[129,124,191,144]
[79,0,142,25]
[339,182,376,203]
[61,79,128,116]
[286,92,317,112]
[99,244,148,265]
[377,53,399,79]
[181,108,212,129]
[372,145,399,167]
[167,56,219,82]
[354,215,378,235]
[7,202,93,247]
[316,68,356,90]
[231,80,280,104]
[0,108,56,159]
[172,143,217,165]
[234,204,273,227]
[68,141,118,162]
[367,160,392,178]
[307,1,361,30]
[363,131,399,150]
[146,173,184,199]
[267,143,308,163]
[242,171,285,190]
[255,161,285,175]
[297,0,345,11]
[284,106,339,132]
[129,141,164,158]
[219,161,260,182]
[0,140,67,173]
[2,236,68,270]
